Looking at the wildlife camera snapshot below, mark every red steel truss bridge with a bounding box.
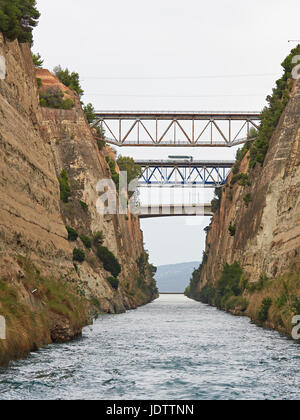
[92,111,260,147]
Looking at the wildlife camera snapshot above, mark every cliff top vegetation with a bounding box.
[0,0,39,44]
[236,45,300,170]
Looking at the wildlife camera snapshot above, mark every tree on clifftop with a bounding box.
[117,156,142,185]
[53,66,84,98]
[83,103,97,124]
[32,52,43,67]
[0,0,40,44]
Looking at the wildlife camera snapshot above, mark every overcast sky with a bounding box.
[33,0,300,266]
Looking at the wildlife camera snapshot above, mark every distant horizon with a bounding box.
[155,261,200,293]
[156,260,200,268]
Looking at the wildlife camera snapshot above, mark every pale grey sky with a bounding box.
[33,0,300,265]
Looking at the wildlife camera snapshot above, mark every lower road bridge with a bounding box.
[137,203,213,218]
[135,159,234,187]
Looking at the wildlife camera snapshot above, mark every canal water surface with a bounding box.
[0,294,299,400]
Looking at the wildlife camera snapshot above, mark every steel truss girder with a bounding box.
[138,161,234,187]
[93,111,260,147]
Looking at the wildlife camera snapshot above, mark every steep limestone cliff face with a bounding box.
[0,36,157,365]
[188,78,300,337]
[38,69,157,313]
[0,37,70,279]
[0,35,84,364]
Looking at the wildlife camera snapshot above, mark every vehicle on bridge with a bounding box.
[168,155,194,162]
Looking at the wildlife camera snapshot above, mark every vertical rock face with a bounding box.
[189,78,300,335]
[0,36,70,276]
[0,36,157,364]
[38,69,157,313]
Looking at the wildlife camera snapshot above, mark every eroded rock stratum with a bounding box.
[187,75,300,337]
[0,35,157,365]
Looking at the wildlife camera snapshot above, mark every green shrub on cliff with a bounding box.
[36,77,42,88]
[188,261,248,313]
[117,156,142,186]
[96,246,121,277]
[232,143,250,175]
[137,251,149,277]
[184,285,190,296]
[137,251,157,279]
[66,226,78,242]
[80,234,92,249]
[257,298,272,323]
[106,156,119,189]
[62,98,75,110]
[0,256,88,364]
[59,169,71,203]
[197,283,215,304]
[83,103,97,124]
[96,125,106,138]
[249,44,300,168]
[230,173,250,187]
[247,273,300,335]
[228,223,236,237]
[32,52,43,68]
[215,262,245,305]
[96,138,106,151]
[243,193,252,207]
[0,0,40,44]
[185,265,203,299]
[93,231,105,247]
[248,127,258,140]
[225,296,248,312]
[148,263,157,278]
[73,248,85,263]
[39,88,75,110]
[291,297,300,315]
[53,66,84,98]
[79,200,89,213]
[107,276,119,291]
[247,273,269,293]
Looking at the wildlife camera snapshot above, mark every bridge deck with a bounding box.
[95,111,261,120]
[138,204,213,218]
[135,159,235,168]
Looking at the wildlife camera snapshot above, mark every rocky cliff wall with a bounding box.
[188,78,300,337]
[0,36,157,365]
[38,69,157,313]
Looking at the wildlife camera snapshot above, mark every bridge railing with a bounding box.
[94,110,261,117]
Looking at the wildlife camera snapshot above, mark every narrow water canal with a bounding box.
[1,295,299,400]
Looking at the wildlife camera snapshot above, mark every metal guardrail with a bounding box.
[135,160,235,167]
[95,110,261,116]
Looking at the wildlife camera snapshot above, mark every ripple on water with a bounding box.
[0,294,300,400]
